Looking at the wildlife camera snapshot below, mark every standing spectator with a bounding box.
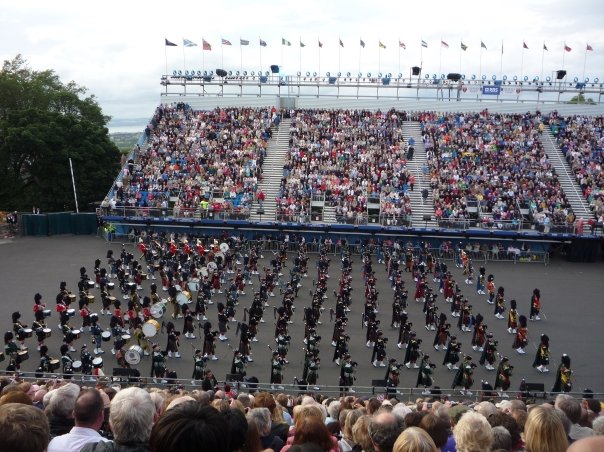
[247,407,284,452]
[0,403,50,452]
[283,417,339,452]
[368,412,405,452]
[523,405,568,452]
[555,394,594,441]
[393,427,438,452]
[453,411,494,452]
[46,383,80,437]
[81,387,155,452]
[48,389,109,452]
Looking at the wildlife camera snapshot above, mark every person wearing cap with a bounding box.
[479,332,498,371]
[513,315,528,354]
[532,334,550,373]
[552,354,573,393]
[416,354,436,396]
[191,348,206,383]
[493,356,513,398]
[452,356,476,395]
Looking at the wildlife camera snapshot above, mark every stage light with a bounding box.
[347,72,351,77]
[502,75,507,81]
[172,70,177,76]
[398,73,402,78]
[197,70,202,76]
[178,70,182,76]
[432,74,437,79]
[367,72,371,77]
[337,72,341,77]
[523,76,528,81]
[358,72,362,77]
[513,75,518,81]
[425,74,430,79]
[585,77,590,82]
[250,71,255,75]
[461,74,466,80]
[378,72,382,78]
[545,76,551,82]
[313,72,317,76]
[594,77,599,83]
[326,72,330,76]
[471,75,476,80]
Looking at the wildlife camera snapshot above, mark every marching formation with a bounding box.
[2,234,575,396]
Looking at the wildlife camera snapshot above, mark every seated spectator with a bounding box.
[282,417,338,452]
[418,413,449,450]
[82,387,156,452]
[46,382,81,437]
[523,405,568,452]
[393,426,438,452]
[555,394,594,441]
[340,409,363,452]
[149,402,229,452]
[254,391,289,441]
[351,415,373,452]
[490,425,512,452]
[368,412,405,452]
[248,407,284,452]
[453,411,494,452]
[48,389,109,452]
[567,436,604,452]
[0,403,50,452]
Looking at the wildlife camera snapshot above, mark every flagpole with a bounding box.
[398,38,401,77]
[299,37,302,76]
[202,39,205,73]
[164,43,168,77]
[479,44,483,80]
[459,39,462,73]
[318,38,321,81]
[420,38,423,70]
[582,45,588,81]
[520,42,525,82]
[259,37,262,75]
[281,40,284,70]
[499,40,503,77]
[221,41,224,69]
[338,37,341,76]
[540,43,545,81]
[240,39,243,76]
[562,44,566,70]
[378,39,381,75]
[439,37,442,76]
[182,39,186,73]
[359,38,362,79]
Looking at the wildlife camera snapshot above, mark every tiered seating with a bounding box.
[282,109,412,223]
[112,104,273,218]
[419,110,572,226]
[551,114,604,221]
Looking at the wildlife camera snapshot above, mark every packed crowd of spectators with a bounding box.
[0,376,603,452]
[108,104,276,218]
[281,109,413,224]
[417,110,574,229]
[551,114,604,224]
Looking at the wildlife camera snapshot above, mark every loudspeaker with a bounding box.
[270,65,280,74]
[256,209,265,215]
[521,382,545,392]
[412,66,421,76]
[216,69,227,77]
[371,379,387,387]
[423,215,432,222]
[226,373,244,382]
[447,73,462,81]
[556,70,567,80]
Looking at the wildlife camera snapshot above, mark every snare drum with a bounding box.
[86,294,95,304]
[43,328,52,339]
[92,357,103,369]
[107,282,115,290]
[125,345,143,365]
[200,267,209,277]
[101,331,112,342]
[23,328,33,338]
[72,329,81,340]
[17,350,29,361]
[67,309,76,317]
[42,309,52,318]
[140,273,148,280]
[107,296,117,305]
[176,293,189,306]
[142,319,161,337]
[87,280,95,289]
[68,294,77,303]
[49,359,60,371]
[71,360,82,372]
[121,334,131,342]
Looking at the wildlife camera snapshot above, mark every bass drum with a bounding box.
[125,345,143,365]
[150,301,167,319]
[142,319,161,338]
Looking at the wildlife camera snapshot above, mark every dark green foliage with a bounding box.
[0,55,120,212]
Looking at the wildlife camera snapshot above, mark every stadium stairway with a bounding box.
[249,118,291,221]
[540,128,593,222]
[403,121,438,228]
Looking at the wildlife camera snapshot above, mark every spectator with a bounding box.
[486,411,522,451]
[81,387,155,452]
[46,382,80,437]
[149,402,229,452]
[453,411,494,452]
[368,412,405,452]
[592,416,604,435]
[567,436,604,452]
[48,389,109,452]
[0,389,33,406]
[555,394,594,441]
[340,409,363,452]
[248,407,284,452]
[0,403,50,452]
[351,415,373,452]
[490,425,512,452]
[282,416,338,452]
[254,391,289,441]
[523,405,568,452]
[392,427,438,452]
[418,413,449,450]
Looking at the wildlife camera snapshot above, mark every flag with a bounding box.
[564,44,572,52]
[441,40,449,48]
[360,39,365,48]
[481,41,487,49]
[587,43,593,51]
[543,43,548,51]
[202,39,211,51]
[399,41,406,49]
[523,41,528,49]
[339,39,344,47]
[259,38,267,47]
[183,39,197,47]
[282,38,291,46]
[300,40,305,48]
[222,38,232,46]
[240,39,249,46]
[165,38,177,46]
[318,40,323,48]
[461,42,468,51]
[379,41,386,49]
[421,40,428,48]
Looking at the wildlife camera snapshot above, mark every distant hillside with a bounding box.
[110,132,141,153]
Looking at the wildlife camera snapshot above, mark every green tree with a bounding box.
[567,93,595,105]
[0,55,120,212]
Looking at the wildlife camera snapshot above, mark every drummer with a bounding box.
[60,344,74,379]
[79,301,92,333]
[182,305,196,339]
[151,343,167,382]
[165,321,181,358]
[4,332,20,364]
[62,321,77,353]
[81,344,93,376]
[150,283,160,305]
[90,316,105,355]
[141,296,152,322]
[12,312,29,351]
[33,293,46,316]
[37,345,52,375]
[133,325,151,356]
[32,310,49,351]
[94,258,102,288]
[194,288,208,322]
[168,286,181,320]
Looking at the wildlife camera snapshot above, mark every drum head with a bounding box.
[125,350,141,365]
[176,293,188,306]
[208,262,218,271]
[142,322,158,337]
[101,331,112,341]
[187,280,199,292]
[200,267,209,277]
[220,242,229,253]
[72,360,82,370]
[92,357,103,368]
[150,304,165,319]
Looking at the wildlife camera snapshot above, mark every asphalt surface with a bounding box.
[1,235,603,398]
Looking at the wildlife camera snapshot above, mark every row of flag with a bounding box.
[167,38,595,52]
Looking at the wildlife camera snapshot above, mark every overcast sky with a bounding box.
[1,0,603,131]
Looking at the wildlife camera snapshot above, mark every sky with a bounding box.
[1,0,603,132]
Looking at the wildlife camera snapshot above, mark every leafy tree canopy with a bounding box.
[0,55,121,212]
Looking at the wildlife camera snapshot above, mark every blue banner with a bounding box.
[482,85,501,95]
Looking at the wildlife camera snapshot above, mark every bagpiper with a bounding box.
[416,354,436,395]
[552,354,573,393]
[493,356,513,397]
[452,355,476,395]
[533,334,550,373]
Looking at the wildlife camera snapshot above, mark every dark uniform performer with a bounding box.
[12,312,28,351]
[270,351,284,390]
[32,310,49,351]
[471,314,487,352]
[4,332,21,371]
[533,334,550,373]
[493,356,513,397]
[416,354,436,395]
[81,344,93,376]
[529,288,541,321]
[507,299,519,334]
[385,358,401,394]
[151,343,166,382]
[302,351,320,391]
[443,336,461,370]
[552,354,573,393]
[433,314,450,351]
[494,286,506,319]
[371,333,387,368]
[452,355,476,396]
[230,350,246,377]
[404,333,421,369]
[60,344,74,379]
[192,349,206,383]
[202,322,218,361]
[479,332,498,371]
[36,345,51,376]
[165,321,181,358]
[237,323,252,363]
[339,353,356,395]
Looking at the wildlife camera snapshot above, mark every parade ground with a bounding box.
[1,235,603,398]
